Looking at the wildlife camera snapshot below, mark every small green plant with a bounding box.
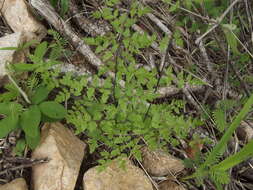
[0,30,68,149]
[185,93,253,189]
[63,0,203,165]
[0,85,67,149]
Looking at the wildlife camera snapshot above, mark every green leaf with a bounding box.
[14,139,26,156]
[12,63,39,72]
[0,84,20,102]
[31,86,50,104]
[50,0,58,8]
[102,51,113,61]
[60,0,69,16]
[20,105,41,137]
[0,115,19,138]
[39,101,67,119]
[0,102,22,117]
[34,41,48,60]
[41,114,61,122]
[0,46,18,50]
[213,109,227,132]
[169,1,180,12]
[25,133,40,149]
[21,40,39,49]
[159,36,169,52]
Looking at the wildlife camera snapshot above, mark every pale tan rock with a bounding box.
[141,147,185,176]
[0,32,26,85]
[159,180,186,190]
[83,158,153,190]
[237,121,253,142]
[32,122,86,190]
[0,0,47,42]
[0,178,28,190]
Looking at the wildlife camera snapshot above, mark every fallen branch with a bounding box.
[0,158,48,176]
[68,0,110,37]
[30,0,104,68]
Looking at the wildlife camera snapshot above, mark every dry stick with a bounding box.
[7,74,31,104]
[68,0,110,36]
[30,0,125,87]
[145,12,191,56]
[30,0,104,68]
[136,159,159,190]
[195,0,242,45]
[198,41,219,104]
[146,13,173,37]
[0,158,48,176]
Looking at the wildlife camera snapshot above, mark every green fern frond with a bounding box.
[26,73,40,91]
[210,169,230,185]
[218,99,237,111]
[213,109,227,132]
[48,29,68,47]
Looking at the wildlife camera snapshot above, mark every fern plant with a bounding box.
[63,0,203,165]
[186,93,253,188]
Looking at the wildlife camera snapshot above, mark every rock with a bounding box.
[0,32,26,85]
[237,121,253,143]
[0,0,47,42]
[83,158,153,190]
[141,147,185,176]
[32,122,86,190]
[0,178,28,190]
[159,180,186,190]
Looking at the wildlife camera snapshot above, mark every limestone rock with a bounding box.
[83,158,153,190]
[141,147,185,176]
[0,0,47,42]
[0,32,25,85]
[159,181,186,190]
[237,121,253,143]
[0,178,28,190]
[32,122,86,190]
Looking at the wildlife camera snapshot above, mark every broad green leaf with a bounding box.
[0,102,22,116]
[20,105,41,137]
[0,115,19,138]
[25,133,40,149]
[41,114,60,122]
[39,101,67,119]
[34,41,48,60]
[31,86,50,104]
